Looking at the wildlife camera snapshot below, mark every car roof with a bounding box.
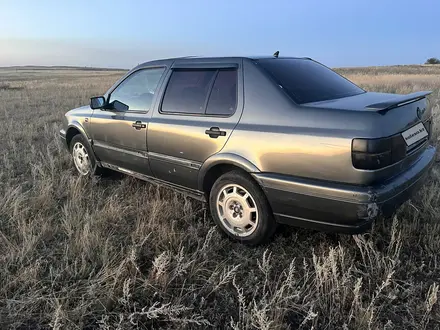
[135,55,312,68]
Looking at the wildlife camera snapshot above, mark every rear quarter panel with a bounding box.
[222,59,431,185]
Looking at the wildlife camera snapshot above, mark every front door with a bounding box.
[91,67,166,175]
[148,60,244,189]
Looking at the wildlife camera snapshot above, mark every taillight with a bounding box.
[352,135,406,170]
[352,150,391,170]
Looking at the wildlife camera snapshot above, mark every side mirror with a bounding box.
[111,100,129,112]
[90,96,105,109]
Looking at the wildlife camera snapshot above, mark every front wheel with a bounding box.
[69,134,99,176]
[209,171,277,245]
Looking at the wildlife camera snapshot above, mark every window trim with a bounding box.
[202,70,219,114]
[159,68,238,118]
[106,66,167,113]
[171,62,239,70]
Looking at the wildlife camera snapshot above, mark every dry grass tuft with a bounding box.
[0,66,440,329]
[0,82,24,91]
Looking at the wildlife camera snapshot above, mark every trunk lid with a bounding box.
[302,91,433,139]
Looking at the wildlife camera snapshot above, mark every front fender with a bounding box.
[68,121,89,138]
[65,120,93,149]
[197,153,261,191]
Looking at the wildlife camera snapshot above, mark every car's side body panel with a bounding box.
[90,64,171,176]
[146,58,245,189]
[90,110,152,176]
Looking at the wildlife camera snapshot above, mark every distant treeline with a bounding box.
[425,58,440,64]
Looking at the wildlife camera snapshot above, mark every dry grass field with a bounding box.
[1,64,440,329]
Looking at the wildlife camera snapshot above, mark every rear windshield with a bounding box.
[255,58,365,104]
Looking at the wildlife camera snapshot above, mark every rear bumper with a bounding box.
[253,145,436,234]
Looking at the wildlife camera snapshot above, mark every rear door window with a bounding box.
[161,70,216,114]
[256,58,365,104]
[161,68,238,116]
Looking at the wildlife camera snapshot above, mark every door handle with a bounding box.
[132,121,146,130]
[205,127,226,138]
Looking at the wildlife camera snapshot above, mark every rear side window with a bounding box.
[256,59,365,104]
[206,70,237,115]
[161,69,238,116]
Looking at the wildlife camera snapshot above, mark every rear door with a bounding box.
[90,67,166,175]
[148,59,244,189]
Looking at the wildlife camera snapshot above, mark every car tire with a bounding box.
[209,170,277,245]
[69,134,101,176]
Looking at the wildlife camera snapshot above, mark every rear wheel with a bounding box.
[209,170,277,245]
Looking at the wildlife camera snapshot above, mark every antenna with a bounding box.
[273,50,279,58]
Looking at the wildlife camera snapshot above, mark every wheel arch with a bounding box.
[65,122,90,149]
[198,153,261,196]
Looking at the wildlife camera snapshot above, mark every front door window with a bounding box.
[108,68,165,111]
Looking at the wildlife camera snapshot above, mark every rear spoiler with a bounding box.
[365,91,432,114]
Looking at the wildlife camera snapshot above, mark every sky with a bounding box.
[1,0,439,68]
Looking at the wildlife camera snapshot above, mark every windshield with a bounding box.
[255,58,365,104]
